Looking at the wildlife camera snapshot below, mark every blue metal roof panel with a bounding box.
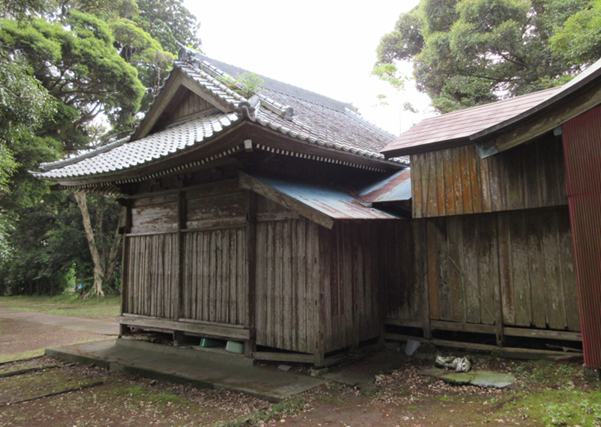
[359,169,412,203]
[251,174,401,220]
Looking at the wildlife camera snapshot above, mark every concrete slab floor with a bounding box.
[46,339,324,402]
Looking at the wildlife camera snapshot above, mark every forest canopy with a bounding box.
[0,0,200,296]
[375,0,601,113]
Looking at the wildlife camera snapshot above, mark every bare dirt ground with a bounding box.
[0,296,599,427]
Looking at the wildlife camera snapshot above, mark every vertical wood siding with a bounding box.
[323,222,383,353]
[388,207,580,332]
[124,233,179,318]
[182,228,247,324]
[412,136,567,218]
[255,217,318,354]
[169,90,213,122]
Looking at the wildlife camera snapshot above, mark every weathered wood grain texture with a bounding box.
[181,228,247,325]
[412,135,567,218]
[186,191,248,226]
[387,206,580,333]
[167,90,213,124]
[255,218,317,354]
[321,222,384,353]
[131,194,179,233]
[383,220,426,324]
[124,233,179,318]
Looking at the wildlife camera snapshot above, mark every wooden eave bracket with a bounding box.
[238,171,335,229]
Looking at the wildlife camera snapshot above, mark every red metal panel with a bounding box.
[563,105,601,369]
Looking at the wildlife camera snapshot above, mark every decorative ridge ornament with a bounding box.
[235,101,256,119]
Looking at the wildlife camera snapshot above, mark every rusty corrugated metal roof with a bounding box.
[382,58,601,157]
[248,174,401,220]
[359,169,411,203]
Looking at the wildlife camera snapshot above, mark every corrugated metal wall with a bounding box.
[563,106,601,368]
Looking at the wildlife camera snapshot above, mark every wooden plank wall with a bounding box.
[323,222,383,353]
[387,206,580,332]
[412,135,567,218]
[170,90,213,123]
[254,216,319,354]
[130,194,178,233]
[381,220,427,324]
[125,182,250,328]
[125,233,179,318]
[182,228,247,324]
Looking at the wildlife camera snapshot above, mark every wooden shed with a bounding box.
[380,59,601,371]
[34,48,409,366]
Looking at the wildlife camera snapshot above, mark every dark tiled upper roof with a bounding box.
[36,51,402,181]
[381,57,601,156]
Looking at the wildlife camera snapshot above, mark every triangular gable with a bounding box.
[131,64,245,141]
[239,172,401,230]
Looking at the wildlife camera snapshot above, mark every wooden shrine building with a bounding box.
[36,48,601,372]
[35,48,410,366]
[380,60,601,374]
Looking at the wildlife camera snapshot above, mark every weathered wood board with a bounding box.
[182,228,247,325]
[124,233,179,318]
[412,135,567,218]
[386,206,580,333]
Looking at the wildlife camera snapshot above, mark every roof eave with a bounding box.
[381,137,471,158]
[471,64,601,142]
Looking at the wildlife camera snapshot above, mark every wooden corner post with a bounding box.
[119,199,133,337]
[245,191,257,358]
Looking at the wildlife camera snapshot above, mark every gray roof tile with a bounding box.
[36,54,404,181]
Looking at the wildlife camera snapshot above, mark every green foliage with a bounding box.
[219,73,264,99]
[375,0,594,112]
[236,73,263,98]
[134,0,201,55]
[0,56,55,194]
[551,0,601,66]
[0,0,201,295]
[0,0,55,19]
[0,12,145,132]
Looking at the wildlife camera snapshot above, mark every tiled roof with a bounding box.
[37,111,239,179]
[381,57,601,157]
[36,51,402,182]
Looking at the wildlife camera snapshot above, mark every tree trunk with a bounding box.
[74,191,105,297]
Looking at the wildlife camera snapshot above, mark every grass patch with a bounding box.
[501,390,601,426]
[0,295,120,321]
[0,349,45,364]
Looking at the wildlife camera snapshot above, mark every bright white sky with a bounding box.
[183,0,435,136]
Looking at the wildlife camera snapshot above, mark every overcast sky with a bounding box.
[183,0,435,136]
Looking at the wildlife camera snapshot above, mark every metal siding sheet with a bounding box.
[563,105,601,368]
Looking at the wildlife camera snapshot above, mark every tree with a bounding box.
[551,0,601,66]
[75,191,124,297]
[375,0,593,113]
[0,0,201,296]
